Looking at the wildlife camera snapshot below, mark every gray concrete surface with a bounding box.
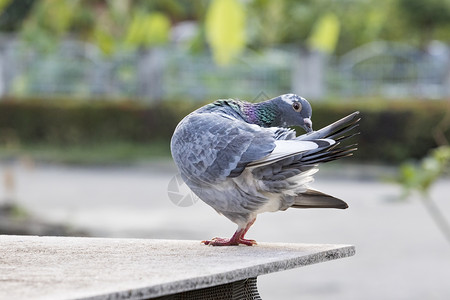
[1,161,450,299]
[0,235,354,300]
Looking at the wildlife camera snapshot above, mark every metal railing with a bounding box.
[0,37,448,100]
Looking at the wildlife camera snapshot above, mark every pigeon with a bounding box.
[171,94,360,246]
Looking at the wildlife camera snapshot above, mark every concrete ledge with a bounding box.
[0,235,355,300]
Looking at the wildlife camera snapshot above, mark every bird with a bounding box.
[170,94,360,246]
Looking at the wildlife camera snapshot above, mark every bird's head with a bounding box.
[271,94,313,133]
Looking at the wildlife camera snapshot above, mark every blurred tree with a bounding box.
[398,0,450,47]
[18,0,175,54]
[247,0,450,55]
[335,0,397,54]
[205,0,246,65]
[246,0,323,48]
[125,12,170,48]
[0,0,35,31]
[21,0,87,52]
[5,0,450,57]
[307,12,340,54]
[246,0,402,54]
[90,0,171,54]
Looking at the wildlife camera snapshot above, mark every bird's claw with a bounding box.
[201,237,257,246]
[237,238,257,246]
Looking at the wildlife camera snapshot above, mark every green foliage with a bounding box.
[311,100,450,163]
[398,0,450,45]
[6,0,450,59]
[0,0,35,32]
[393,143,450,245]
[246,0,450,54]
[125,12,170,48]
[9,203,29,220]
[20,0,78,52]
[246,0,322,48]
[0,142,169,164]
[0,0,12,12]
[307,12,340,54]
[205,0,246,65]
[246,0,404,54]
[18,0,174,55]
[0,98,193,146]
[396,146,450,197]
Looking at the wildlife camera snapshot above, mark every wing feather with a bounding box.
[171,112,276,184]
[247,139,335,168]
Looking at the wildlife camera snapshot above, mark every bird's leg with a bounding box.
[202,218,257,246]
[235,218,257,245]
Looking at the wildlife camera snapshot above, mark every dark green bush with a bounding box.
[312,100,450,162]
[0,99,194,145]
[0,97,449,163]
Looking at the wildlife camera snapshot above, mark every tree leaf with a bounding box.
[308,12,340,54]
[0,0,12,12]
[205,0,246,65]
[125,12,170,48]
[144,12,170,46]
[94,28,115,55]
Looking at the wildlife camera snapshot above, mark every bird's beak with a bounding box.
[303,118,313,133]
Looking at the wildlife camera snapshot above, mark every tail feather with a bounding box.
[297,111,360,141]
[286,113,358,210]
[295,111,360,165]
[334,131,360,143]
[326,122,360,141]
[301,144,358,164]
[291,189,348,209]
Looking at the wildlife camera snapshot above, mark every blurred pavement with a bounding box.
[1,161,449,300]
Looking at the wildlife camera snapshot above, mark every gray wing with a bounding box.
[171,112,277,184]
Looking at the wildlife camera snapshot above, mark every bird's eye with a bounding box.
[292,102,302,112]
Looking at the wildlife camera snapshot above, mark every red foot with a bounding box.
[201,218,257,246]
[202,237,257,246]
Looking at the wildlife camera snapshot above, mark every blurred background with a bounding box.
[0,0,449,299]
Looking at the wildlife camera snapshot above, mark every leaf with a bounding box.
[398,163,418,187]
[39,0,77,36]
[19,0,78,52]
[144,12,170,46]
[94,28,115,55]
[0,0,12,12]
[205,0,246,65]
[124,13,148,46]
[307,12,340,54]
[433,146,450,166]
[125,12,170,48]
[395,146,450,197]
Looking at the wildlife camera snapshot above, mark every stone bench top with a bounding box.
[0,235,355,299]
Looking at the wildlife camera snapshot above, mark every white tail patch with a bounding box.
[283,167,319,196]
[248,139,335,168]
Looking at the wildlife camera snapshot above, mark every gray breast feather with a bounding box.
[171,112,276,184]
